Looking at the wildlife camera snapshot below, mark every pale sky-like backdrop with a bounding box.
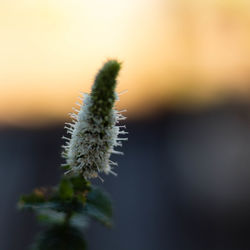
[1,0,250,125]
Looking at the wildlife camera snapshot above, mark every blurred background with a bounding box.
[1,0,250,249]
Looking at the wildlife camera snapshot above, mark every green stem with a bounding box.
[64,210,73,225]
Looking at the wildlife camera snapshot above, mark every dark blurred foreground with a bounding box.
[1,102,250,250]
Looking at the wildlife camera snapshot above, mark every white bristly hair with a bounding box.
[62,93,127,181]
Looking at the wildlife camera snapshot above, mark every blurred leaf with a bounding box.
[59,179,74,200]
[70,176,91,193]
[19,189,50,210]
[71,214,89,230]
[19,200,63,211]
[19,189,46,206]
[83,187,113,227]
[50,199,83,213]
[37,209,65,225]
[19,179,113,229]
[31,224,86,250]
[19,195,83,214]
[37,209,90,230]
[19,180,87,213]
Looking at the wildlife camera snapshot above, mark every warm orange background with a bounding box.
[1,0,250,125]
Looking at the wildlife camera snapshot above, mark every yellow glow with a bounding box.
[1,0,250,125]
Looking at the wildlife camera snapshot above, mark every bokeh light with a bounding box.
[1,0,250,125]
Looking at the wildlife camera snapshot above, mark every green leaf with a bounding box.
[70,176,90,193]
[19,191,45,205]
[18,189,49,210]
[20,197,83,214]
[50,199,83,213]
[37,209,65,225]
[84,187,113,227]
[31,224,86,250]
[37,209,90,230]
[71,214,89,230]
[20,200,63,211]
[59,179,74,200]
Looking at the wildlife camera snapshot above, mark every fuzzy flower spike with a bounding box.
[62,60,127,180]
